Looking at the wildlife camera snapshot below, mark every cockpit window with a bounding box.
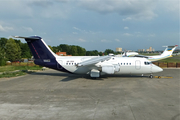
[144,62,152,65]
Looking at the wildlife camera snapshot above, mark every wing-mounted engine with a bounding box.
[89,64,120,78]
[90,69,100,78]
[100,64,120,74]
[101,65,114,74]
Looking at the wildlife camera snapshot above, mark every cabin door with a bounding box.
[135,60,141,70]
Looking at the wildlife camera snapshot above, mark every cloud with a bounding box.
[29,1,54,8]
[122,17,132,21]
[22,27,33,32]
[101,39,111,43]
[148,34,156,37]
[0,1,33,18]
[79,0,158,20]
[158,0,179,17]
[123,33,133,36]
[77,38,86,42]
[124,27,129,30]
[73,32,78,34]
[0,24,13,32]
[73,27,83,32]
[73,27,100,34]
[135,32,143,37]
[115,39,121,42]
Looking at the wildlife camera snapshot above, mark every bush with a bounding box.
[0,59,6,66]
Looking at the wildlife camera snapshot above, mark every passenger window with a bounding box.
[127,63,128,65]
[129,63,131,65]
[124,63,125,65]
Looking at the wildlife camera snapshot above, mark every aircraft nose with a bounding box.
[152,65,163,73]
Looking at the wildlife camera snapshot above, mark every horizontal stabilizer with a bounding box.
[13,36,41,39]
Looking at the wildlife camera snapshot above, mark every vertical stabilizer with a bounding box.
[14,36,56,66]
[15,36,56,59]
[148,45,178,61]
[14,36,70,73]
[161,45,178,57]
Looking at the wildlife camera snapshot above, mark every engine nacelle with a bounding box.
[102,65,114,74]
[90,69,100,77]
[101,64,120,74]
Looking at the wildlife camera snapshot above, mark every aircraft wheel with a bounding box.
[149,75,153,79]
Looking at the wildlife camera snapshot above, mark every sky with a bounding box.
[0,0,179,51]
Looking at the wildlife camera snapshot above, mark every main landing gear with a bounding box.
[149,74,153,79]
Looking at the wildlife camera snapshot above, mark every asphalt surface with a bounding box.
[0,69,179,120]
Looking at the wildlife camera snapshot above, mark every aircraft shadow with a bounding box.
[30,71,149,82]
[31,72,69,77]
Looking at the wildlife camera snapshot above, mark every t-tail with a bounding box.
[14,36,69,72]
[148,45,178,61]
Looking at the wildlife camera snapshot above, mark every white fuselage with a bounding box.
[13,36,164,78]
[56,56,162,75]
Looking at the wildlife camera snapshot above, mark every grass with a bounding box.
[0,65,42,72]
[0,71,27,78]
[0,63,42,78]
[158,56,180,63]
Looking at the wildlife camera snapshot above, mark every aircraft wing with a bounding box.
[77,56,111,67]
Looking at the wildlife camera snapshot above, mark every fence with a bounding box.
[153,62,180,68]
[6,62,38,67]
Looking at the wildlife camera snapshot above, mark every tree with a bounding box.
[0,47,6,66]
[52,46,59,53]
[0,38,7,66]
[14,39,32,58]
[98,51,103,56]
[0,38,7,49]
[70,46,78,56]
[60,44,70,55]
[21,43,31,58]
[86,50,100,56]
[76,46,86,56]
[5,38,21,61]
[104,49,114,55]
[48,45,53,52]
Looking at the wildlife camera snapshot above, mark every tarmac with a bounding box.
[0,69,179,120]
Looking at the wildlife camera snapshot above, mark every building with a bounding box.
[56,52,72,56]
[146,47,155,52]
[138,49,145,52]
[56,52,67,56]
[116,48,122,52]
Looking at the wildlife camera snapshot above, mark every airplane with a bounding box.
[120,45,178,62]
[14,36,163,78]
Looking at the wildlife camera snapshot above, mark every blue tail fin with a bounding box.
[14,36,56,66]
[14,36,71,73]
[23,36,55,59]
